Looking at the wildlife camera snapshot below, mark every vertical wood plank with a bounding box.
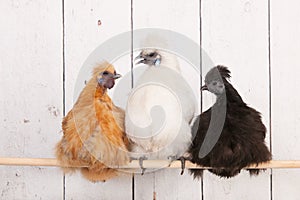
[133,0,201,199]
[271,0,300,199]
[63,0,132,199]
[0,0,63,199]
[203,171,271,200]
[201,0,271,199]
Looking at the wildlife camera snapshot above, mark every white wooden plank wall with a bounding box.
[271,0,300,199]
[0,0,64,199]
[0,0,300,199]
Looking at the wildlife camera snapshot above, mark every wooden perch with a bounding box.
[0,157,300,169]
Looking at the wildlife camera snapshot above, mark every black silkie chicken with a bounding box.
[188,66,272,178]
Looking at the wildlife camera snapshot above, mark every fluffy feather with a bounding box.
[55,61,129,182]
[126,49,196,172]
[189,65,272,178]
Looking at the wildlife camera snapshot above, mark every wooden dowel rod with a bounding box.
[0,158,300,169]
[0,157,59,167]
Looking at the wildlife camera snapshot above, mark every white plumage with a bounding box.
[125,49,196,173]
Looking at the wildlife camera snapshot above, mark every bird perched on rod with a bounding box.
[55,61,129,182]
[188,65,272,178]
[126,49,196,174]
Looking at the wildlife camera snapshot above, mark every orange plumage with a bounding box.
[55,61,129,182]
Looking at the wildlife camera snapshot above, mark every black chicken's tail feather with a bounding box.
[189,169,204,179]
[247,169,267,176]
[209,168,241,178]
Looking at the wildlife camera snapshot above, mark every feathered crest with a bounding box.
[205,65,231,82]
[216,65,231,79]
[92,61,115,77]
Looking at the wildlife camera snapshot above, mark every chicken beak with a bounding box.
[135,52,145,65]
[201,85,208,91]
[113,73,122,79]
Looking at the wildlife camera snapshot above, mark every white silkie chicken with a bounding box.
[125,49,196,174]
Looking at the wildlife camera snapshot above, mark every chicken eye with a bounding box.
[102,71,109,75]
[148,52,155,57]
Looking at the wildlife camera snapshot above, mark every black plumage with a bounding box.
[188,65,272,178]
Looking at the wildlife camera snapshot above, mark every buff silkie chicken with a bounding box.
[56,61,129,182]
[126,49,196,174]
[189,66,272,178]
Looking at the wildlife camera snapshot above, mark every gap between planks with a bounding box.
[0,158,300,169]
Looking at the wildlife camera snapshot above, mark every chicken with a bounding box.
[188,65,272,178]
[126,49,196,174]
[55,61,129,182]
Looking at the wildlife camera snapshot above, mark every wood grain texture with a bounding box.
[0,0,63,199]
[63,0,132,199]
[132,0,201,199]
[270,0,300,161]
[271,0,300,199]
[65,172,133,200]
[201,0,271,199]
[204,171,270,200]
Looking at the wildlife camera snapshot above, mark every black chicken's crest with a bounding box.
[205,65,231,84]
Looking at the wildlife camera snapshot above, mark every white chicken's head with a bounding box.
[135,49,162,66]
